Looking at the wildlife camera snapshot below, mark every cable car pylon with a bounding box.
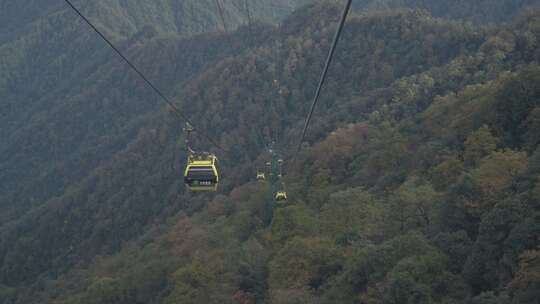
[264,143,287,203]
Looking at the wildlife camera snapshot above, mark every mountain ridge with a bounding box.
[1,1,540,303]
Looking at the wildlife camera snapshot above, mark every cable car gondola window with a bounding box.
[186,167,216,181]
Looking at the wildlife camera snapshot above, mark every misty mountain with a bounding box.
[1,1,539,303]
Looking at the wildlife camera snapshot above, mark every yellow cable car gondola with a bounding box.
[256,170,266,181]
[275,191,287,201]
[184,153,219,192]
[183,123,219,192]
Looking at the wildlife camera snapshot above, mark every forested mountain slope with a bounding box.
[352,0,540,24]
[1,1,540,303]
[0,0,305,42]
[0,0,304,227]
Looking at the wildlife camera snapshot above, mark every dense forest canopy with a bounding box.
[1,0,540,303]
[351,0,540,24]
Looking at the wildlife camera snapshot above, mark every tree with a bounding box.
[493,66,540,148]
[383,253,468,304]
[270,288,320,304]
[470,150,528,214]
[463,198,532,294]
[320,187,383,244]
[431,157,465,191]
[384,272,433,304]
[522,107,540,152]
[433,230,473,273]
[164,259,214,304]
[532,179,540,208]
[470,291,510,304]
[82,277,129,304]
[463,125,498,166]
[321,233,444,304]
[508,245,540,303]
[360,122,410,188]
[270,204,319,244]
[387,177,440,234]
[268,237,341,292]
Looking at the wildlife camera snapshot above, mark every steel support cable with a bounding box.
[258,39,283,152]
[295,0,353,155]
[215,0,229,35]
[244,0,254,45]
[213,0,236,55]
[270,39,284,146]
[62,0,228,153]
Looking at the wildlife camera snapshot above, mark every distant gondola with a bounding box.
[256,171,266,181]
[275,191,287,201]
